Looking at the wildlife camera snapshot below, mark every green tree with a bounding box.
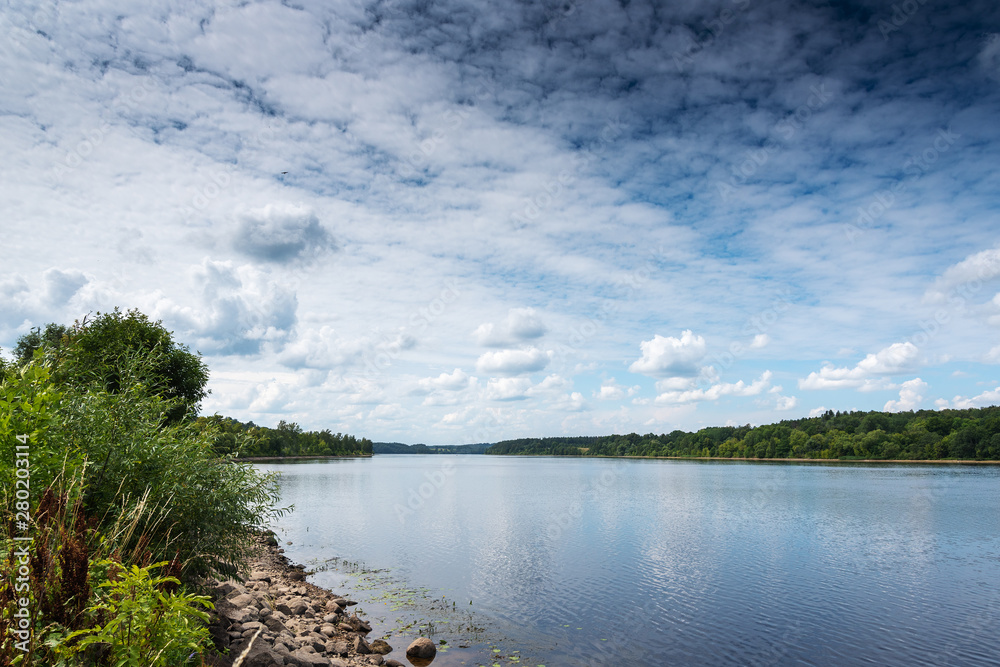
[17,309,209,422]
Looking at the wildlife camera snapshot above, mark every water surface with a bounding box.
[260,456,1000,666]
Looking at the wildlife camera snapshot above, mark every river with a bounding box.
[258,455,1000,666]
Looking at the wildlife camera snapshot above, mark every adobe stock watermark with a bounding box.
[845,128,961,242]
[178,124,278,224]
[509,117,627,229]
[11,433,33,654]
[361,279,463,378]
[716,84,834,201]
[673,0,752,72]
[49,78,160,184]
[545,460,628,541]
[877,0,932,41]
[551,245,670,365]
[394,460,456,525]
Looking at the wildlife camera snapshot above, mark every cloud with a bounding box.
[750,333,770,349]
[799,342,919,390]
[233,204,335,264]
[775,395,798,411]
[979,34,1000,82]
[655,371,773,404]
[925,246,1000,304]
[808,406,828,417]
[940,386,1000,410]
[594,377,640,400]
[473,307,547,347]
[629,330,707,377]
[986,345,1000,364]
[158,259,297,355]
[884,378,928,412]
[485,377,532,401]
[476,347,550,375]
[418,368,475,391]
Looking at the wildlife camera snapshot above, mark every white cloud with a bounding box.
[986,345,1000,364]
[884,378,928,412]
[808,406,828,417]
[775,395,798,411]
[925,246,1000,304]
[473,307,547,347]
[593,378,639,401]
[485,377,532,401]
[248,380,291,412]
[629,330,707,377]
[419,368,474,391]
[750,333,770,349]
[655,371,773,404]
[799,342,919,390]
[232,203,335,264]
[476,347,550,375]
[940,386,1000,410]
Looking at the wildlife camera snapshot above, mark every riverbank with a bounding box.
[205,534,408,667]
[232,455,373,462]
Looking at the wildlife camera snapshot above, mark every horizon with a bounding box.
[2,0,1000,442]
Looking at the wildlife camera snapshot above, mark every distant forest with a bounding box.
[374,442,491,454]
[486,407,1000,460]
[197,416,373,458]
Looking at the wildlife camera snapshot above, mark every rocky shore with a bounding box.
[205,534,428,667]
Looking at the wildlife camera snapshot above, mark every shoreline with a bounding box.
[232,454,373,462]
[483,453,1000,464]
[206,534,409,667]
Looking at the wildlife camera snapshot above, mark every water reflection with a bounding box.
[261,457,1000,667]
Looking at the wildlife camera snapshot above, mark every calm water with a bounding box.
[259,456,1000,666]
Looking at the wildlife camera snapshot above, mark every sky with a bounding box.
[2,0,999,444]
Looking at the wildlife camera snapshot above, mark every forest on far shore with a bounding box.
[486,406,1000,460]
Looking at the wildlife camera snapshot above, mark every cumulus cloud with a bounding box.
[629,330,707,377]
[808,406,828,417]
[158,259,297,355]
[655,371,773,404]
[473,307,547,347]
[476,347,550,375]
[939,386,1000,410]
[798,342,919,390]
[884,378,928,412]
[485,377,532,401]
[775,394,798,411]
[750,334,771,349]
[419,368,473,391]
[594,378,640,400]
[233,204,335,264]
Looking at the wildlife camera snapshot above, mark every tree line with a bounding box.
[200,416,373,458]
[486,407,1000,460]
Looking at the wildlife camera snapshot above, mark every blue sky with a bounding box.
[2,0,999,443]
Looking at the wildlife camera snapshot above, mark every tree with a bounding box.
[16,308,209,421]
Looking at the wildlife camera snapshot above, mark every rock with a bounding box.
[322,614,340,624]
[406,637,436,659]
[337,623,354,633]
[250,570,272,582]
[328,660,348,667]
[229,593,255,608]
[369,639,392,655]
[264,616,289,635]
[287,598,309,615]
[325,640,349,656]
[231,640,286,667]
[319,624,337,638]
[385,661,406,667]
[290,647,331,666]
[364,656,384,665]
[353,635,371,655]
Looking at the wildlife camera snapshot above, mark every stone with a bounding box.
[328,660,348,667]
[325,640,349,656]
[231,640,286,667]
[229,593,255,608]
[364,656,384,665]
[369,639,392,655]
[290,647,331,666]
[353,635,371,655]
[406,637,436,659]
[319,624,337,638]
[264,615,290,635]
[250,570,272,582]
[287,597,310,615]
[385,661,406,667]
[337,623,354,633]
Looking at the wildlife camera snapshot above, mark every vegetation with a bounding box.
[0,310,332,665]
[486,407,1000,460]
[198,416,373,458]
[373,442,490,454]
